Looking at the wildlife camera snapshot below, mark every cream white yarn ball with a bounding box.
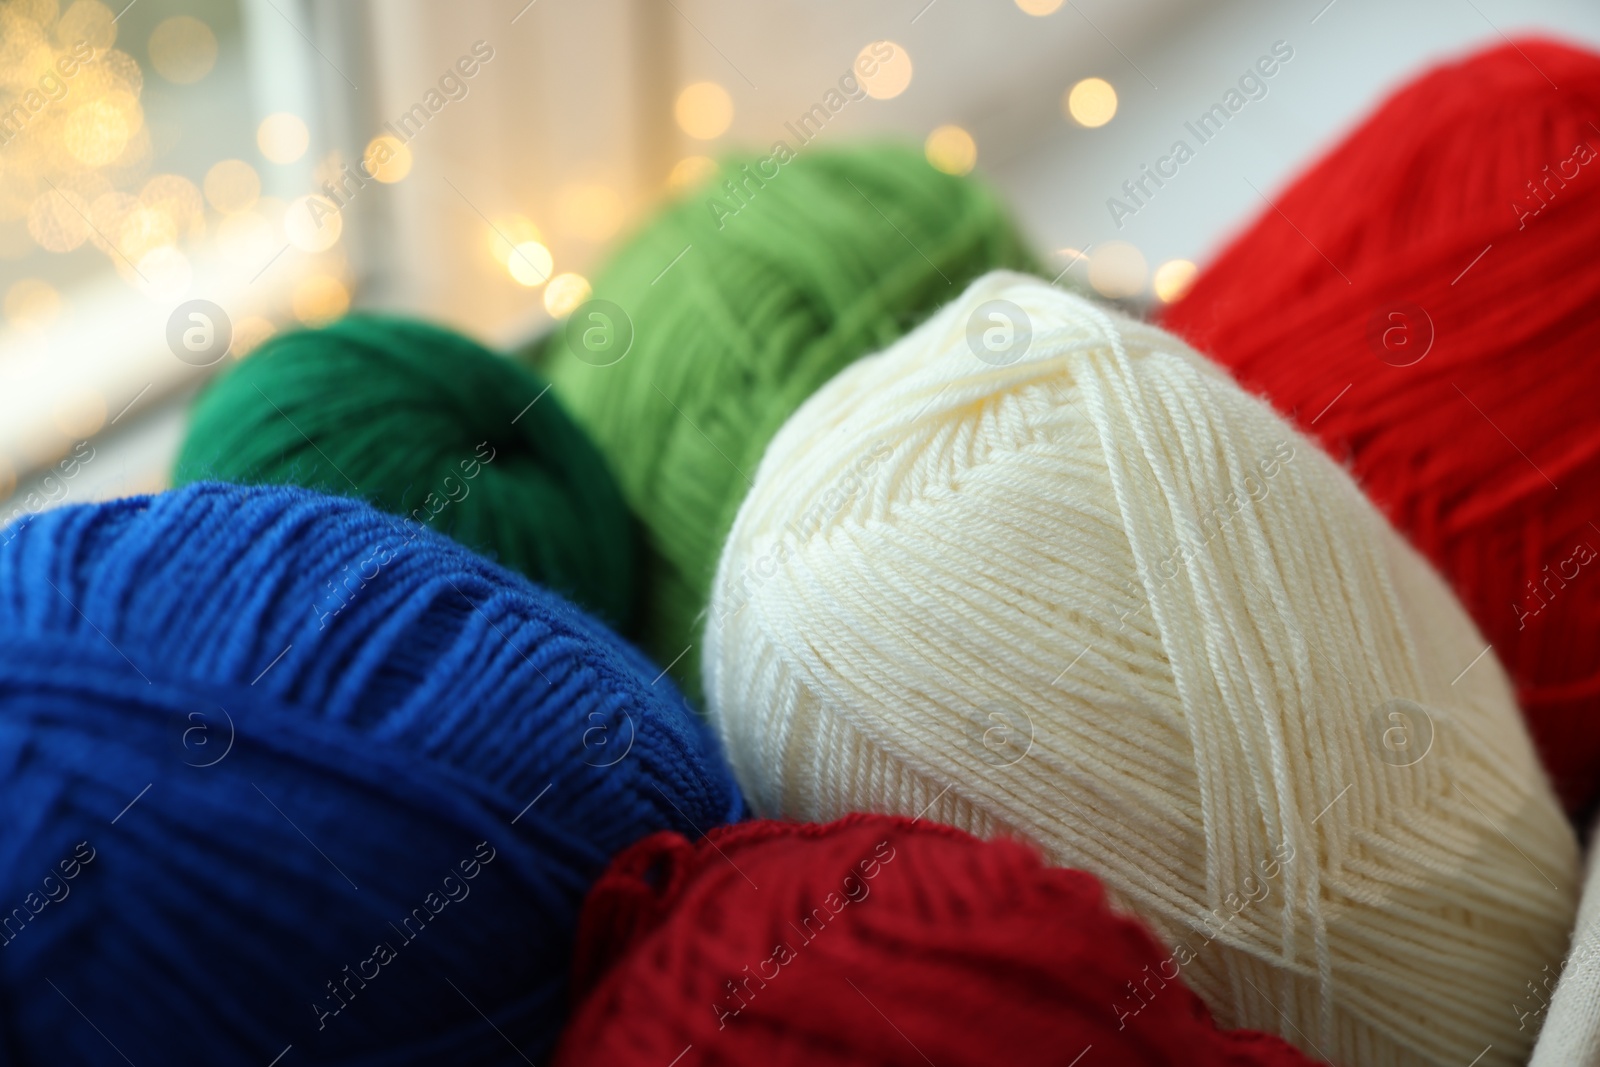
[704,271,1578,1067]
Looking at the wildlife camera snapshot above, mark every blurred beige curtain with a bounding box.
[337,0,675,346]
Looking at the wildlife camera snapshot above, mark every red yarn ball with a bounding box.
[554,815,1321,1067]
[1161,38,1600,815]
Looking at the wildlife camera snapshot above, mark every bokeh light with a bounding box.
[255,196,287,226]
[1088,240,1148,299]
[292,274,349,325]
[556,183,623,242]
[3,279,61,332]
[1153,259,1198,303]
[215,210,275,265]
[133,245,192,300]
[53,389,107,440]
[27,190,92,253]
[1066,77,1118,127]
[284,195,342,252]
[119,204,178,261]
[924,125,976,175]
[94,48,143,95]
[488,215,542,266]
[204,160,261,214]
[668,156,718,192]
[56,0,116,50]
[148,16,216,84]
[543,272,591,318]
[508,241,553,287]
[87,191,137,257]
[231,316,276,358]
[63,96,136,165]
[257,113,309,165]
[675,82,733,140]
[859,41,913,100]
[363,134,412,183]
[140,174,204,240]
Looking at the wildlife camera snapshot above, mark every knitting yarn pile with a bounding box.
[1161,38,1600,815]
[705,271,1578,1066]
[542,143,1036,694]
[175,315,637,629]
[0,483,740,1063]
[24,29,1599,1058]
[554,814,1318,1066]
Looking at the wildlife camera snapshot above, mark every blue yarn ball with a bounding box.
[0,483,743,1064]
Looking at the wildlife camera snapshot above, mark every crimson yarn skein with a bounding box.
[1161,38,1600,815]
[554,816,1321,1067]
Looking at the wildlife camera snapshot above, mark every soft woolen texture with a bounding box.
[0,483,741,1065]
[542,143,1036,695]
[1160,38,1600,816]
[554,815,1320,1067]
[1530,813,1600,1066]
[706,272,1578,1067]
[175,315,637,630]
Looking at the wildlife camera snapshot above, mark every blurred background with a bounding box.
[2,0,1598,518]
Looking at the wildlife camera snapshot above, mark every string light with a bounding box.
[56,0,117,50]
[858,41,913,99]
[1088,240,1147,298]
[257,113,309,165]
[1066,77,1117,127]
[488,216,542,266]
[27,190,93,253]
[543,272,591,317]
[215,210,275,265]
[230,316,276,358]
[556,183,622,242]
[63,97,136,165]
[924,125,977,175]
[119,204,179,262]
[147,16,217,85]
[284,195,342,252]
[292,274,349,325]
[1153,259,1198,303]
[140,174,205,241]
[668,156,718,192]
[3,279,62,333]
[363,135,412,183]
[507,241,553,287]
[52,389,107,439]
[204,160,261,214]
[86,191,137,258]
[675,82,733,140]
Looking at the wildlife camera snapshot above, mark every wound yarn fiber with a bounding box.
[554,815,1320,1067]
[0,483,741,1064]
[175,315,637,630]
[541,142,1036,695]
[1160,39,1600,816]
[705,271,1578,1067]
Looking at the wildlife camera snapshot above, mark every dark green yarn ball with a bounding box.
[174,315,637,629]
[539,141,1038,695]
